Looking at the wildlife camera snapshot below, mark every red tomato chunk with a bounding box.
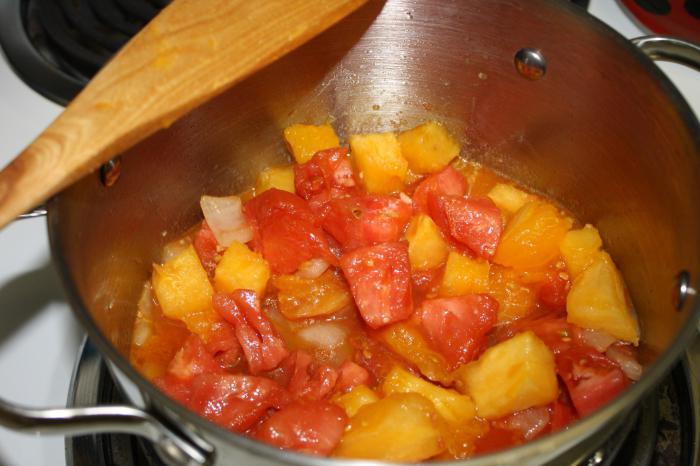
[244,189,336,274]
[340,242,413,329]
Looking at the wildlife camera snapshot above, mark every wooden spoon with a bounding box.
[0,0,367,229]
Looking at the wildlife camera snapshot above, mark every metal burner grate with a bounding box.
[0,0,169,105]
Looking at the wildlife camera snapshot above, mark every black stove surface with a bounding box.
[0,0,169,105]
[65,339,696,466]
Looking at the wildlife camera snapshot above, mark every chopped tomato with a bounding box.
[167,334,221,381]
[412,166,467,214]
[428,195,503,259]
[335,360,370,393]
[322,195,413,251]
[189,373,290,432]
[550,397,577,432]
[340,242,413,329]
[556,346,630,417]
[193,221,219,275]
[537,271,570,311]
[419,295,498,367]
[474,426,519,455]
[283,350,338,400]
[254,400,348,455]
[294,147,356,201]
[244,189,335,273]
[213,291,289,374]
[205,321,242,370]
[153,374,193,406]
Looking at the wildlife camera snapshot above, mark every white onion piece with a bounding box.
[161,238,191,263]
[296,258,330,279]
[133,284,155,346]
[498,407,550,440]
[298,323,346,349]
[577,328,617,352]
[200,195,253,246]
[606,345,643,381]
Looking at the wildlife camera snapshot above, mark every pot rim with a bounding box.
[48,0,700,464]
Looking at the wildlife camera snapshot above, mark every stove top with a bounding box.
[0,1,699,466]
[0,0,170,105]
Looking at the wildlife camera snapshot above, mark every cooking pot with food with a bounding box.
[2,0,700,465]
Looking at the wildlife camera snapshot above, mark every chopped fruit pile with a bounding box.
[130,121,642,461]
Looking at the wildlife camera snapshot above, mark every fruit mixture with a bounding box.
[130,121,642,461]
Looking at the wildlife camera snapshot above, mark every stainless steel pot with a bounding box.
[2,1,700,465]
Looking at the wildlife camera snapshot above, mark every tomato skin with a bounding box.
[294,147,356,201]
[493,312,574,355]
[322,195,412,251]
[428,195,503,259]
[244,189,335,274]
[340,242,413,329]
[254,400,348,455]
[193,221,219,275]
[419,295,498,367]
[213,291,289,374]
[556,346,629,417]
[412,166,467,214]
[205,321,242,371]
[189,373,290,432]
[283,351,338,401]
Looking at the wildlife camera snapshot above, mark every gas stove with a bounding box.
[0,1,699,466]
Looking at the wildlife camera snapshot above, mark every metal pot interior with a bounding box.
[48,0,700,463]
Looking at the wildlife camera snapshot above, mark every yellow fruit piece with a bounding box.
[398,121,460,174]
[439,251,490,297]
[380,323,453,385]
[283,123,340,164]
[272,270,352,320]
[255,165,295,194]
[494,200,573,269]
[560,224,604,279]
[349,132,407,194]
[152,245,216,337]
[488,265,536,322]
[214,241,270,296]
[566,252,639,344]
[383,366,476,424]
[332,384,379,417]
[406,214,449,271]
[333,393,444,461]
[455,331,558,420]
[487,183,531,216]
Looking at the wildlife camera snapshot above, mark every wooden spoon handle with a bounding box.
[0,0,367,229]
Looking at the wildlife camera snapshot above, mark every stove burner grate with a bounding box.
[0,0,169,105]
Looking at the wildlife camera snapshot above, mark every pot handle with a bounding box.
[0,397,213,465]
[631,36,700,71]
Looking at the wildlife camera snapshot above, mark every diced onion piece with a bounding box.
[132,320,152,347]
[298,323,346,349]
[606,345,643,381]
[496,407,550,440]
[161,238,191,263]
[133,284,155,346]
[295,258,330,279]
[200,195,253,246]
[576,328,617,353]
